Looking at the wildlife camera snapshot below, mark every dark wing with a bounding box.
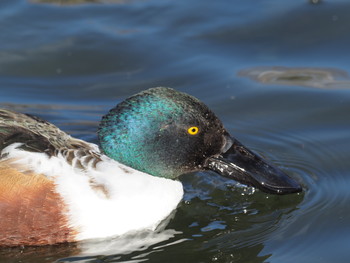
[0,109,97,158]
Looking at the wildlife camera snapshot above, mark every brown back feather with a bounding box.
[0,109,96,157]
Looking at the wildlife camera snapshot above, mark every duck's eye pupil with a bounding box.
[188,126,199,135]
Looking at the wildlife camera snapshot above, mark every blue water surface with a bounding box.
[1,0,350,262]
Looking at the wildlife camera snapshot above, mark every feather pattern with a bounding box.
[0,109,97,156]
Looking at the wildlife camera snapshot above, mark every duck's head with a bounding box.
[98,87,301,194]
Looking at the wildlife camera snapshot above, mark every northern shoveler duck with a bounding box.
[0,87,301,247]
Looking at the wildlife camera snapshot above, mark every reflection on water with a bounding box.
[167,172,304,263]
[0,229,183,263]
[59,228,184,262]
[239,66,350,89]
[0,243,79,263]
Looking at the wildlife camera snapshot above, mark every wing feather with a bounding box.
[0,109,97,157]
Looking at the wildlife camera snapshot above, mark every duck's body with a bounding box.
[0,109,183,246]
[0,87,301,247]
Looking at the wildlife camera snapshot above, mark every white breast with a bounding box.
[2,143,184,241]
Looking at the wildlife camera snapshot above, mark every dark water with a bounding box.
[1,0,350,262]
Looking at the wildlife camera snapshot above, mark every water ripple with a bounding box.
[238,66,350,89]
[180,122,350,260]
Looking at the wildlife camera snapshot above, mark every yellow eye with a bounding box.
[187,126,199,135]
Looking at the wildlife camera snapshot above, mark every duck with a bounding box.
[0,87,301,247]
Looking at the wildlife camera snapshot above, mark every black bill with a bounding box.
[206,136,302,194]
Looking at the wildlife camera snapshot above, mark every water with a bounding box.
[1,0,350,262]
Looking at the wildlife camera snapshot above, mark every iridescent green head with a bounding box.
[98,87,225,179]
[98,87,302,195]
